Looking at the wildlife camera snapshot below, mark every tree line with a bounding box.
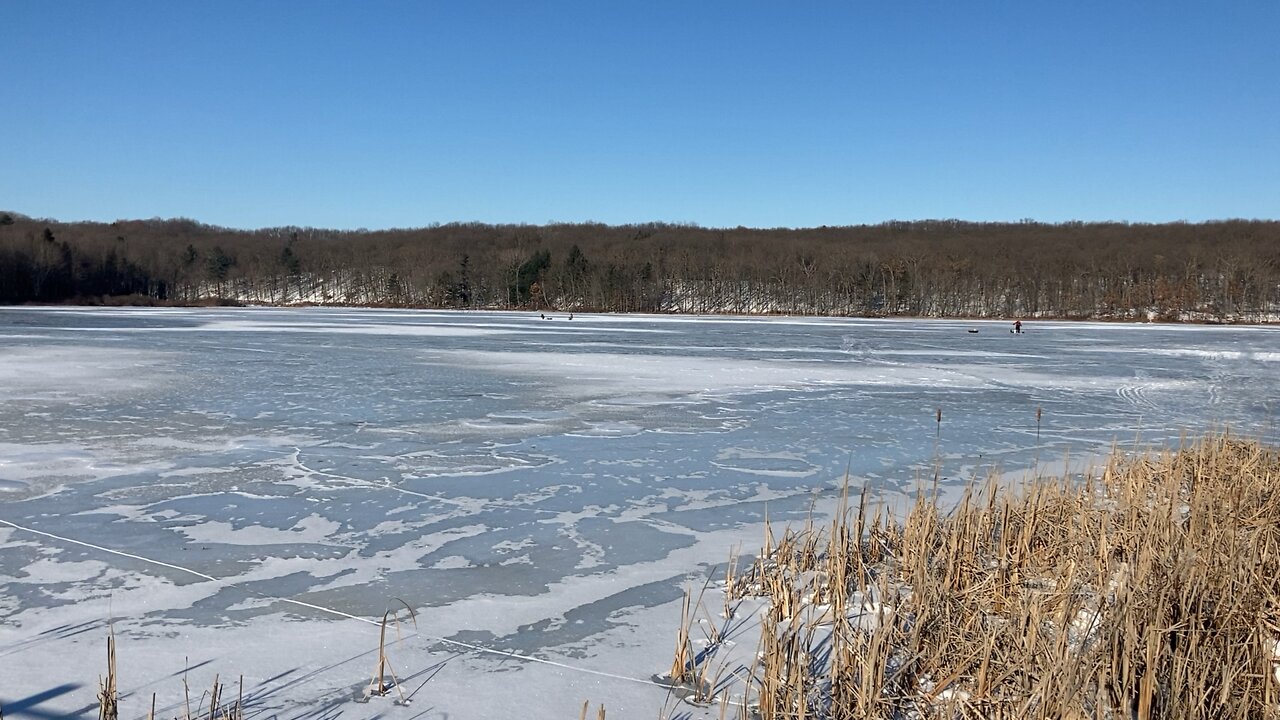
[1,210,1278,321]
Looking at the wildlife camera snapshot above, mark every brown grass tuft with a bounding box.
[98,625,118,720]
[669,434,1280,718]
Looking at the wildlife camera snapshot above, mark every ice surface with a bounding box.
[1,307,1278,718]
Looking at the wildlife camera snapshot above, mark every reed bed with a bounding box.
[663,434,1280,719]
[90,628,247,720]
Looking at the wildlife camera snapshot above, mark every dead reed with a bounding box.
[99,625,118,720]
[93,628,244,720]
[667,434,1280,719]
[366,599,417,704]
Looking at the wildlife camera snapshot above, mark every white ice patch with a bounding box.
[567,421,645,438]
[712,448,818,478]
[0,346,172,401]
[120,319,522,337]
[435,349,1162,403]
[157,465,241,478]
[492,538,537,553]
[1149,348,1245,360]
[174,513,343,546]
[0,442,168,496]
[431,555,473,569]
[11,557,111,584]
[393,448,556,478]
[362,519,416,537]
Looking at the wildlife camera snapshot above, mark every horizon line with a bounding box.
[4,210,1278,235]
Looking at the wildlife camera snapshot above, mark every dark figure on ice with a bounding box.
[1013,320,1023,334]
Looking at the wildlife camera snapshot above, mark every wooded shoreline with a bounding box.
[3,213,1278,322]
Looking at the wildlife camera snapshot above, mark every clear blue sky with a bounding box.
[4,1,1277,229]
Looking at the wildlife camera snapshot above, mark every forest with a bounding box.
[1,210,1278,321]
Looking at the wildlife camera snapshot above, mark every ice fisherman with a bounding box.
[1013,320,1022,334]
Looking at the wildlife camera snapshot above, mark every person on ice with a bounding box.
[1013,320,1023,334]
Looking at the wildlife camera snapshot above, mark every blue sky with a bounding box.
[4,1,1277,229]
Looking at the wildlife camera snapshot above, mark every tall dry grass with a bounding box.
[99,626,118,720]
[91,628,244,720]
[667,434,1280,719]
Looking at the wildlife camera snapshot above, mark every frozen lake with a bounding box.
[1,307,1277,718]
